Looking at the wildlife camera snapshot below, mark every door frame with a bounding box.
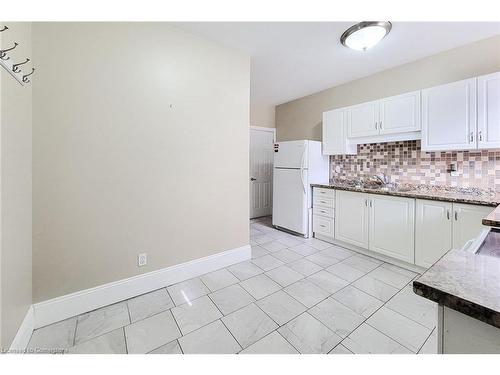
[249,126,276,219]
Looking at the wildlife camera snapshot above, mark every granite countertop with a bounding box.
[311,181,500,207]
[413,236,500,328]
[483,205,500,228]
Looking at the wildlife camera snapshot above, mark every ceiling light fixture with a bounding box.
[340,21,392,51]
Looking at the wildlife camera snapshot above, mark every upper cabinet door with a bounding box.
[347,101,380,138]
[421,78,477,151]
[322,109,357,155]
[379,91,421,135]
[477,72,500,149]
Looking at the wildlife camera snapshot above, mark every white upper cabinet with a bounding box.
[379,91,421,134]
[421,78,477,151]
[477,71,500,149]
[322,108,357,155]
[347,101,379,137]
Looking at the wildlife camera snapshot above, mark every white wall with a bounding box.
[32,23,250,302]
[0,22,32,349]
[276,35,500,141]
[250,102,275,128]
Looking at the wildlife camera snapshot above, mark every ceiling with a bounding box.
[177,22,500,107]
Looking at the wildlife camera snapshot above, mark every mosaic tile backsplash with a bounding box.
[330,141,500,192]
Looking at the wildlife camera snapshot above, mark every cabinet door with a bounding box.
[368,194,415,263]
[452,203,494,250]
[379,91,421,134]
[322,109,356,155]
[347,101,379,138]
[335,190,369,248]
[415,200,453,268]
[421,78,477,151]
[477,72,500,149]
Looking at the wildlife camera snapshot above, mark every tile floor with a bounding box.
[27,216,438,354]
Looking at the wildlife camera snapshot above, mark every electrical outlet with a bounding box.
[138,253,147,267]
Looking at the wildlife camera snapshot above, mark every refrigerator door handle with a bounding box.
[299,149,306,195]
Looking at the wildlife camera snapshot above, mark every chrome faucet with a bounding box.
[372,172,390,185]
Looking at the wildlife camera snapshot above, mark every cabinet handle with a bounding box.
[375,122,378,130]
[369,200,373,207]
[379,121,383,129]
[454,211,458,221]
[479,131,483,141]
[470,132,474,143]
[446,209,450,220]
[320,224,326,228]
[365,199,368,207]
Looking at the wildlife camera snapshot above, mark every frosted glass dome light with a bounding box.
[341,22,392,51]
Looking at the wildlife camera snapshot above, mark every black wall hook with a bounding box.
[12,58,30,73]
[0,42,18,60]
[22,67,35,83]
[0,26,8,32]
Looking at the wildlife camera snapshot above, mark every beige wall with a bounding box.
[0,22,32,349]
[32,23,250,302]
[250,102,275,128]
[276,35,500,141]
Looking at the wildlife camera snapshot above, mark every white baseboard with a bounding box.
[33,244,250,329]
[9,305,34,352]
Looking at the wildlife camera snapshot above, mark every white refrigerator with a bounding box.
[272,140,329,237]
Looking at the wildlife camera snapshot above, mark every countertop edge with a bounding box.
[413,280,500,329]
[311,183,500,207]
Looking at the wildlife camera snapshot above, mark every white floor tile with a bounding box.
[418,328,437,354]
[256,291,307,325]
[251,245,270,259]
[343,323,412,354]
[320,245,355,260]
[385,285,437,330]
[332,285,383,318]
[289,244,319,256]
[127,289,174,323]
[200,268,239,292]
[208,284,255,315]
[178,320,241,354]
[125,310,181,354]
[240,331,298,354]
[352,275,400,302]
[253,234,276,245]
[69,328,126,354]
[278,312,341,354]
[367,307,431,353]
[326,262,366,283]
[284,279,330,308]
[167,278,210,306]
[305,253,340,268]
[367,267,414,289]
[329,344,353,354]
[75,302,130,345]
[148,340,182,354]
[260,240,288,253]
[379,263,419,279]
[342,254,382,273]
[171,295,222,335]
[28,317,77,351]
[287,258,323,276]
[265,265,304,287]
[305,238,333,251]
[277,236,305,247]
[251,254,284,271]
[227,261,263,281]
[222,303,278,348]
[309,298,365,338]
[307,270,349,294]
[240,274,281,300]
[271,248,303,264]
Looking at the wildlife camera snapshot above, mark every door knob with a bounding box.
[250,178,257,181]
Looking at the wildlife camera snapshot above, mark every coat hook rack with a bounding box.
[0,26,8,32]
[12,58,30,73]
[22,68,35,83]
[0,42,18,60]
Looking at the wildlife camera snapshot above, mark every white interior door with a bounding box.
[250,128,274,219]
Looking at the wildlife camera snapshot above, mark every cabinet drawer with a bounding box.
[313,206,334,218]
[313,196,334,208]
[313,215,334,237]
[313,187,334,199]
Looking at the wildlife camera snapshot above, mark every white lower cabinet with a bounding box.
[334,190,369,248]
[452,203,493,250]
[368,194,415,263]
[415,200,453,268]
